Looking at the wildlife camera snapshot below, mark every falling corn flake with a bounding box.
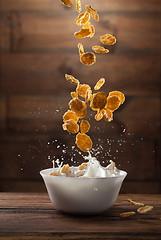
[128,199,144,207]
[76,133,92,152]
[74,28,91,38]
[76,84,91,98]
[80,52,96,66]
[62,119,79,134]
[137,206,153,214]
[61,164,71,174]
[94,78,105,90]
[69,98,84,113]
[95,109,105,121]
[106,95,120,112]
[103,109,113,122]
[71,91,78,99]
[90,92,107,111]
[100,34,116,45]
[92,46,109,54]
[80,119,90,134]
[76,106,87,118]
[63,110,79,123]
[86,5,99,22]
[109,91,125,104]
[78,43,84,57]
[60,0,73,7]
[120,212,136,218]
[82,22,95,38]
[76,0,81,13]
[76,11,90,26]
[85,89,93,103]
[65,74,80,85]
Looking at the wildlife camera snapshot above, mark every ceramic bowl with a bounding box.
[40,168,127,214]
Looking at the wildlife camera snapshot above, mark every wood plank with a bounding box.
[1,53,160,95]
[0,97,6,130]
[0,0,160,13]
[0,193,160,238]
[1,13,161,52]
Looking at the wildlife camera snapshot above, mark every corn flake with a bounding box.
[61,164,71,174]
[78,43,84,56]
[74,28,91,38]
[65,74,79,85]
[76,11,90,26]
[137,206,153,214]
[100,34,116,45]
[95,109,105,121]
[80,52,96,66]
[128,199,144,207]
[103,109,113,122]
[76,12,86,25]
[106,95,120,112]
[60,0,73,7]
[90,92,107,110]
[86,5,99,21]
[82,22,95,38]
[92,46,109,54]
[76,84,91,98]
[76,133,92,152]
[78,162,88,170]
[76,0,81,13]
[80,119,90,134]
[63,110,79,123]
[94,78,105,90]
[109,91,125,104]
[85,89,93,103]
[69,98,84,112]
[76,106,87,118]
[120,212,136,218]
[62,119,79,134]
[71,92,78,99]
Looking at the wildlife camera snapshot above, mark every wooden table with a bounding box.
[0,193,160,239]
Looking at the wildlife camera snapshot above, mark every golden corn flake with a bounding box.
[106,95,120,112]
[76,11,90,26]
[95,109,105,121]
[80,52,96,66]
[109,91,125,104]
[76,84,91,98]
[69,98,84,113]
[85,89,93,103]
[103,109,113,122]
[63,110,79,123]
[86,5,99,22]
[94,78,105,90]
[137,206,153,214]
[100,34,116,45]
[82,22,95,38]
[60,0,73,7]
[76,0,81,13]
[78,162,88,170]
[65,74,79,85]
[61,164,71,174]
[128,199,144,207]
[92,46,109,54]
[90,92,107,110]
[76,106,87,118]
[76,133,92,152]
[120,212,136,218]
[71,91,78,99]
[80,119,90,134]
[62,119,79,134]
[78,43,84,56]
[50,172,60,176]
[74,28,91,38]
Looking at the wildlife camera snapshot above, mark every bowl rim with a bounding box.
[40,168,127,179]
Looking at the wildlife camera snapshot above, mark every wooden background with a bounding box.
[0,0,160,193]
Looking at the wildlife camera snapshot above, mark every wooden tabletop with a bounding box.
[0,193,160,239]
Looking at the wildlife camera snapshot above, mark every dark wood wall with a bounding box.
[0,0,161,193]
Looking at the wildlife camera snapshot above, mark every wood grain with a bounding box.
[0,193,160,240]
[1,54,160,95]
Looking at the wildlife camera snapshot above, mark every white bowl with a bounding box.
[40,168,127,214]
